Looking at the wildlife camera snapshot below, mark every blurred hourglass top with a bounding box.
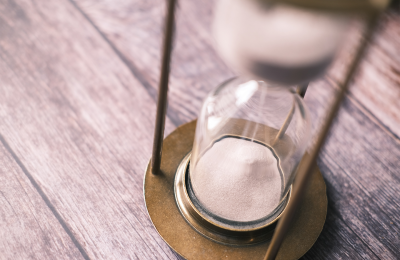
[213,0,350,85]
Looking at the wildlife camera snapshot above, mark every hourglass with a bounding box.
[186,78,311,228]
[144,0,389,259]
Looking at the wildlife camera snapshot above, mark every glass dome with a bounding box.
[185,0,350,230]
[188,78,311,228]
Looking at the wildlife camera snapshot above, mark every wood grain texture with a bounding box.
[0,0,177,259]
[302,81,400,259]
[0,0,398,259]
[327,11,400,139]
[0,139,84,259]
[75,0,400,137]
[72,1,400,259]
[75,0,234,126]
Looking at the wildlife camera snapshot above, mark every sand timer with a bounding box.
[188,78,311,228]
[187,0,351,231]
[144,0,389,259]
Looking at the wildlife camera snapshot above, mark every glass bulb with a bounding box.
[213,0,350,85]
[185,0,350,229]
[189,78,311,227]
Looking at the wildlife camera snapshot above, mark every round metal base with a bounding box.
[174,152,292,246]
[144,120,327,260]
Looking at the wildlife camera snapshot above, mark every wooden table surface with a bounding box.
[0,0,399,259]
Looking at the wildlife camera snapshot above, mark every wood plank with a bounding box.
[0,0,398,260]
[75,0,400,138]
[75,0,233,126]
[0,0,177,259]
[302,81,400,259]
[304,202,380,260]
[73,1,400,258]
[0,138,84,259]
[327,11,400,139]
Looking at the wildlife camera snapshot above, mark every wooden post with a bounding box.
[151,0,177,175]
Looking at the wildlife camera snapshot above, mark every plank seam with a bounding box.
[346,92,400,142]
[54,84,175,258]
[68,0,181,127]
[334,211,382,260]
[321,154,399,258]
[84,155,173,259]
[330,206,381,260]
[318,162,382,259]
[0,134,91,260]
[324,76,400,143]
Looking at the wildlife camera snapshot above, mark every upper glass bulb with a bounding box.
[213,0,349,85]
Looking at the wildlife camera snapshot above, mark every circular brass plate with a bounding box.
[174,152,291,246]
[144,120,327,260]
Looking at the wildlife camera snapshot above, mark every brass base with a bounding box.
[175,152,291,246]
[144,120,327,260]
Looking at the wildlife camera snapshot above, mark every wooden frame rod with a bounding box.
[264,12,380,260]
[151,0,177,175]
[272,83,309,146]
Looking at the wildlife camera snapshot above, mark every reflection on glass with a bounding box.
[188,0,350,228]
[189,78,310,226]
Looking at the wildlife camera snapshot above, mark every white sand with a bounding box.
[191,138,282,222]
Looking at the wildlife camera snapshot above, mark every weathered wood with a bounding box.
[75,0,233,126]
[0,138,84,259]
[0,0,398,259]
[327,12,400,139]
[302,81,400,259]
[0,0,176,259]
[75,0,400,137]
[72,1,400,259]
